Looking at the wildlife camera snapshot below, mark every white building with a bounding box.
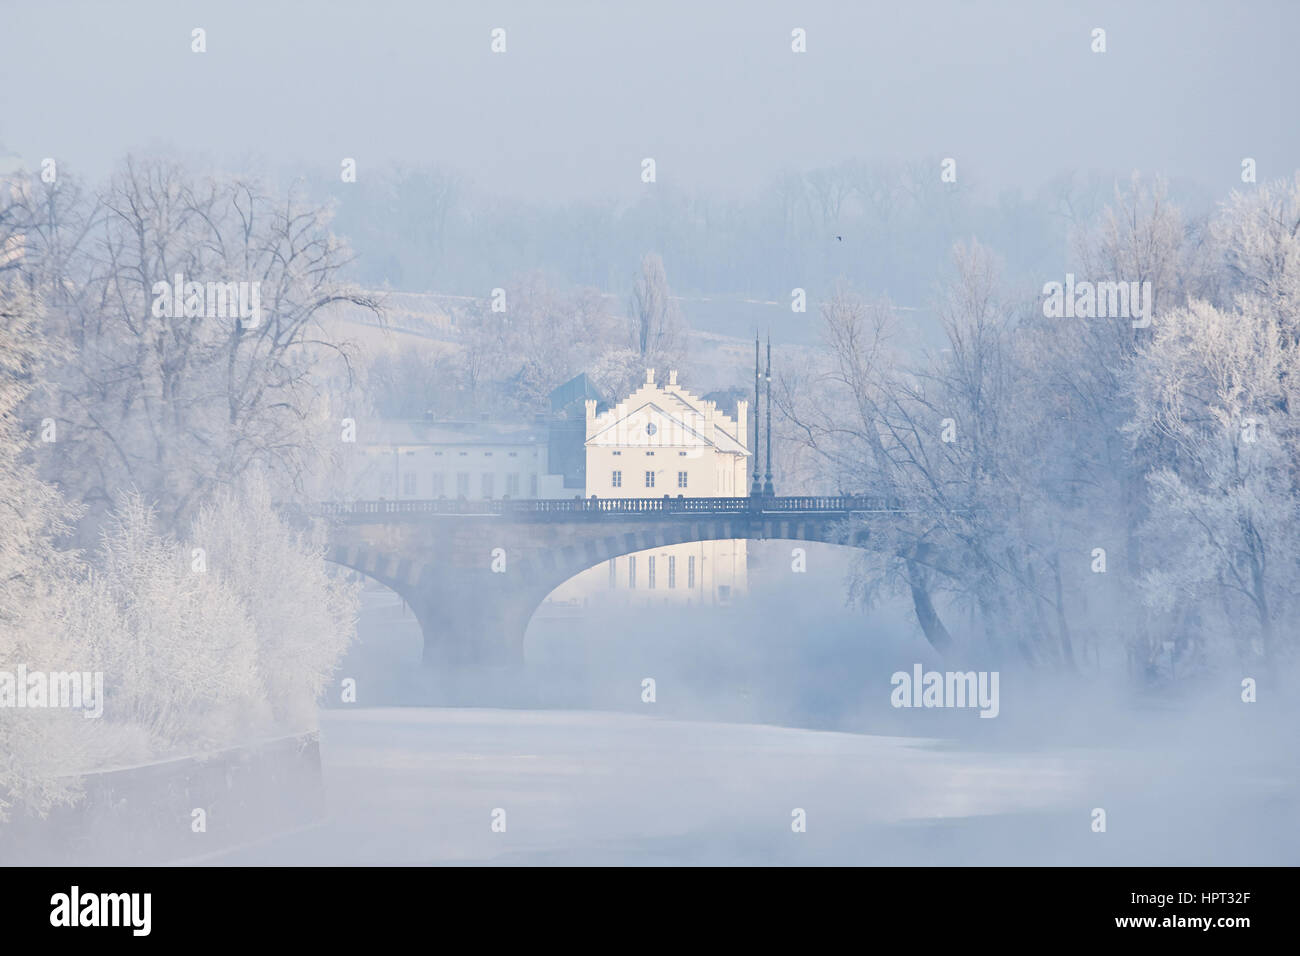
[584,368,749,499]
[346,419,567,501]
[549,369,751,608]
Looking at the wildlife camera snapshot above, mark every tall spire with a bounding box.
[751,333,762,496]
[763,333,775,496]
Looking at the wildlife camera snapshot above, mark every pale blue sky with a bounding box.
[1,0,1296,200]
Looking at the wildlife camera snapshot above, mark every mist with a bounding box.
[1,1,1297,872]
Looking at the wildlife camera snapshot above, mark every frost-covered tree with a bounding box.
[1129,297,1300,666]
[1,476,359,821]
[448,272,633,413]
[1,161,371,825]
[1120,176,1300,670]
[0,285,70,632]
[14,157,378,535]
[780,244,1071,661]
[1213,173,1300,329]
[0,284,142,819]
[188,476,358,731]
[507,273,622,408]
[95,492,266,751]
[0,283,87,819]
[629,253,685,370]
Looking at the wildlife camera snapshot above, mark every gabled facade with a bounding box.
[540,369,750,613]
[584,369,749,498]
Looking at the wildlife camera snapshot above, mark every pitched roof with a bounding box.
[549,372,606,413]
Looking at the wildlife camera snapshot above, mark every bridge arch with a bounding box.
[318,497,949,666]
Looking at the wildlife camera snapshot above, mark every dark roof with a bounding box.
[549,373,606,413]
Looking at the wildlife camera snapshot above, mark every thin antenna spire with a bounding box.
[751,333,762,496]
[763,332,774,496]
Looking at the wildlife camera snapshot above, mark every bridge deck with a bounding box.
[317,496,906,522]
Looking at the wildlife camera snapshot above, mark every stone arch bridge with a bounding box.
[316,496,934,666]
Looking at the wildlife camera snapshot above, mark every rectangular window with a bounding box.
[481,473,494,498]
[613,450,622,456]
[506,473,520,497]
[688,555,696,589]
[608,559,616,589]
[432,472,446,496]
[402,472,416,496]
[645,471,655,488]
[648,555,656,589]
[456,472,469,497]
[629,556,637,589]
[529,473,538,497]
[677,471,688,488]
[612,470,622,488]
[668,555,676,588]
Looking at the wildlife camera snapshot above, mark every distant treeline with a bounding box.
[311,159,1219,304]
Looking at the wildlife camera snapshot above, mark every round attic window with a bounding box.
[645,423,658,436]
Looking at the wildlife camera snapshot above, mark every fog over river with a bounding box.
[201,553,1299,866]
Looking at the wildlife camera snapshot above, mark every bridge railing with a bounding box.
[314,495,905,519]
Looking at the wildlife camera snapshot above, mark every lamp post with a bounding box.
[750,334,762,497]
[763,334,775,497]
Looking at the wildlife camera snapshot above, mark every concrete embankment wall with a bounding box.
[0,732,324,865]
